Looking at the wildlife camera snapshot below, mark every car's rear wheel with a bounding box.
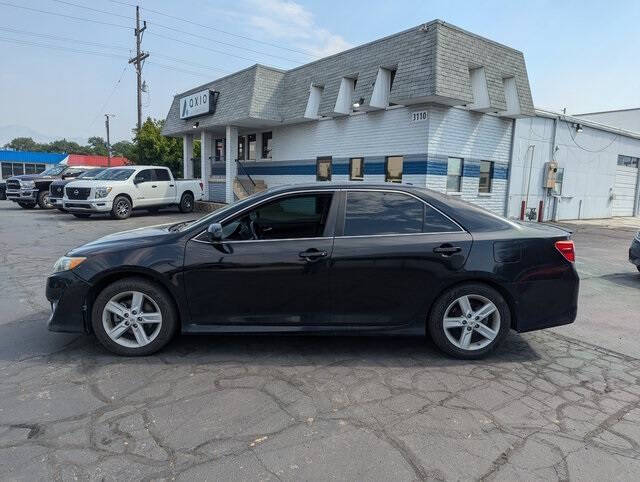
[111,195,132,220]
[428,283,510,359]
[17,202,35,209]
[179,192,194,213]
[38,190,54,209]
[72,213,91,218]
[91,278,178,356]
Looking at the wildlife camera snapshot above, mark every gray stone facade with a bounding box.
[162,20,534,136]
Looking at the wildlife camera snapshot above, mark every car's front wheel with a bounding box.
[111,195,132,220]
[91,277,178,356]
[428,283,510,359]
[38,190,54,209]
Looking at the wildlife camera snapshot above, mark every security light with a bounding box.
[352,97,365,109]
[575,123,583,133]
[193,121,199,129]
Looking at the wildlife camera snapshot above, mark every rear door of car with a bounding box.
[153,168,177,204]
[329,189,473,326]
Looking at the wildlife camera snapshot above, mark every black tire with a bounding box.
[637,266,640,272]
[427,283,511,360]
[37,190,54,209]
[57,207,67,212]
[111,195,132,220]
[17,202,36,209]
[72,213,92,219]
[91,277,178,356]
[179,192,194,213]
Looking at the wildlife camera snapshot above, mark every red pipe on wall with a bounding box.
[520,201,526,220]
[538,200,544,222]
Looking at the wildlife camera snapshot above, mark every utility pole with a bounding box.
[129,5,148,133]
[104,114,114,167]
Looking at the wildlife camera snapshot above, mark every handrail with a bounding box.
[235,159,256,187]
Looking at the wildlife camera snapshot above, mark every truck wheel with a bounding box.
[91,277,178,356]
[179,192,194,213]
[57,207,67,212]
[72,213,92,219]
[111,196,132,220]
[38,190,54,209]
[17,202,36,209]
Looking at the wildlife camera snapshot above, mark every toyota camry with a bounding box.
[46,184,579,359]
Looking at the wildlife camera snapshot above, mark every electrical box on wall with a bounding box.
[544,161,558,189]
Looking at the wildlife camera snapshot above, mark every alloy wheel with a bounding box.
[116,199,130,217]
[442,294,500,351]
[102,291,162,348]
[42,193,53,208]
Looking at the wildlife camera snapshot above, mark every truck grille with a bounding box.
[6,179,20,190]
[65,187,91,200]
[50,184,64,198]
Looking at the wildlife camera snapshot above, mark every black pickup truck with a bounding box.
[5,164,90,209]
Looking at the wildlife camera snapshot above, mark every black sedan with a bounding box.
[630,231,640,271]
[46,184,579,358]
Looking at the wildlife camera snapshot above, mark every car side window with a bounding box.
[154,169,171,181]
[64,169,84,178]
[343,191,460,236]
[136,169,154,183]
[222,193,333,241]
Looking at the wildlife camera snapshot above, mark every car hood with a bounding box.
[50,179,74,187]
[9,174,55,181]
[66,180,128,189]
[68,223,175,255]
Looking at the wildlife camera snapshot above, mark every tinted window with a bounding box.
[136,169,154,182]
[154,169,171,181]
[424,205,460,232]
[64,168,85,178]
[344,191,423,236]
[262,132,272,159]
[223,193,333,241]
[78,168,105,179]
[41,165,65,176]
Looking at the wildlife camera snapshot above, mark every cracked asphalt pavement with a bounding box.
[1,202,639,480]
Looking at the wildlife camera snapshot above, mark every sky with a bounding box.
[1,0,639,144]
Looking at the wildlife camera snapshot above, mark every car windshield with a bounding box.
[40,165,66,176]
[94,168,135,181]
[77,168,106,179]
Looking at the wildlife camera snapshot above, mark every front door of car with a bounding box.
[132,168,157,206]
[182,191,337,327]
[329,190,473,326]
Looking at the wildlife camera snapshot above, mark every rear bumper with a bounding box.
[509,264,579,333]
[46,270,92,333]
[6,189,37,202]
[63,200,113,213]
[629,238,640,266]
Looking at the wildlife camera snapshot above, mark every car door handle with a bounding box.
[433,244,462,256]
[299,249,328,262]
[151,185,157,188]
[169,184,174,187]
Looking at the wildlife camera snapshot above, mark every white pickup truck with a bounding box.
[62,165,204,219]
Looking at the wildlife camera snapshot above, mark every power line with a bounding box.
[563,120,619,153]
[49,0,131,20]
[107,0,319,59]
[89,64,129,128]
[0,1,131,29]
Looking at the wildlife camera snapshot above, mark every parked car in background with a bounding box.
[62,165,204,219]
[49,168,106,211]
[630,231,640,272]
[5,164,92,209]
[0,180,6,200]
[46,183,579,358]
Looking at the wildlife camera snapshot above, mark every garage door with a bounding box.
[612,165,638,216]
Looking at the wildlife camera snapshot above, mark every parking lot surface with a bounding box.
[1,203,639,480]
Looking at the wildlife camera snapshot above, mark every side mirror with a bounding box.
[206,223,223,242]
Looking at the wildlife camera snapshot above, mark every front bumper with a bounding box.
[630,237,640,267]
[6,188,37,202]
[63,199,113,213]
[46,270,92,333]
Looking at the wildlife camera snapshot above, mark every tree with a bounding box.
[3,137,42,151]
[87,136,108,156]
[134,118,183,177]
[111,140,137,162]
[46,139,90,155]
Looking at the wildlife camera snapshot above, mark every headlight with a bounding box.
[95,187,112,198]
[20,180,35,189]
[52,256,87,273]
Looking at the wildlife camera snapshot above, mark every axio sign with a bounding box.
[180,89,219,119]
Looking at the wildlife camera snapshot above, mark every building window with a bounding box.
[262,132,272,159]
[552,168,564,196]
[618,155,639,168]
[237,136,245,161]
[214,139,224,162]
[316,157,332,181]
[248,134,256,160]
[350,157,364,181]
[478,161,494,193]
[447,157,463,192]
[1,162,11,179]
[385,156,403,183]
[12,163,24,176]
[35,164,46,173]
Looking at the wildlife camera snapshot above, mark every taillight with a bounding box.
[555,240,575,262]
